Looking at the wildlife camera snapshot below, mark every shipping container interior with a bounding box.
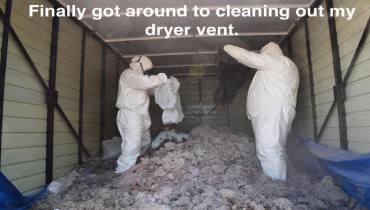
[0,0,369,198]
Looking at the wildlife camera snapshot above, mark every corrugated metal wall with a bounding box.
[83,35,102,158]
[0,0,121,194]
[105,51,118,139]
[292,24,312,140]
[53,17,82,180]
[1,0,369,197]
[285,0,370,154]
[0,0,52,195]
[334,0,370,154]
[308,1,340,149]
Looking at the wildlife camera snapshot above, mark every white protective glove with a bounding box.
[156,73,168,86]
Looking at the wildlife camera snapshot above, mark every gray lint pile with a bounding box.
[31,124,365,210]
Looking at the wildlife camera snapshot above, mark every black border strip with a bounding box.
[304,19,319,142]
[325,0,348,150]
[46,10,60,183]
[100,46,107,153]
[0,0,12,169]
[78,29,87,164]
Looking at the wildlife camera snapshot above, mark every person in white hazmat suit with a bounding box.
[224,42,299,180]
[115,56,167,174]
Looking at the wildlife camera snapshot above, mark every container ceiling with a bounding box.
[57,0,314,74]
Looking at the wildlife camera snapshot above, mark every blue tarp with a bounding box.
[0,172,48,210]
[0,168,96,210]
[288,137,370,208]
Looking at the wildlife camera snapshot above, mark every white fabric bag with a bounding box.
[154,77,184,125]
[162,92,184,124]
[102,137,122,160]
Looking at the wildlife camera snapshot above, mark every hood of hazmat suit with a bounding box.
[129,56,153,73]
[224,42,299,180]
[260,42,284,55]
[115,56,167,174]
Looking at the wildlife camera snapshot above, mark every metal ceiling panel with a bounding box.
[192,10,298,34]
[112,38,195,55]
[151,65,218,74]
[196,35,282,52]
[57,0,314,72]
[149,54,197,66]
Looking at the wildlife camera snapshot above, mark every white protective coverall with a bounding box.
[116,56,167,174]
[224,42,299,180]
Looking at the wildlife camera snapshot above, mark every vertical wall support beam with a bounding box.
[304,19,319,142]
[315,18,369,140]
[116,56,120,136]
[46,12,60,183]
[78,29,86,164]
[287,35,293,60]
[325,0,348,150]
[0,0,12,168]
[100,45,107,153]
[287,35,299,136]
[198,77,202,120]
[116,57,120,89]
